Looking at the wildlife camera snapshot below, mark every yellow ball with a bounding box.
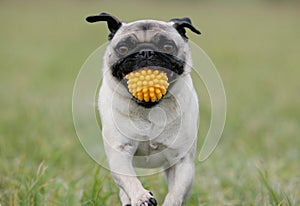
[125,68,169,102]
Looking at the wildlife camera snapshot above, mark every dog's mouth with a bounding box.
[112,51,185,108]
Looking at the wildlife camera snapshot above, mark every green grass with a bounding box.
[1,0,299,205]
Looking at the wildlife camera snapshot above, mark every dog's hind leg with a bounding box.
[119,188,131,206]
[162,153,195,206]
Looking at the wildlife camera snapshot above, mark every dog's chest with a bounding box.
[134,140,166,156]
[128,96,181,140]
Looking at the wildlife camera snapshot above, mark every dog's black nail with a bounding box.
[149,197,157,205]
[124,204,131,206]
[149,191,153,196]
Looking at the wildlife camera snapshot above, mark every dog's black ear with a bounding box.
[169,17,201,40]
[86,12,122,40]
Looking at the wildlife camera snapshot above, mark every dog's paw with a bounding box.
[132,191,157,206]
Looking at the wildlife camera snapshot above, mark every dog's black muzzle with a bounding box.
[111,50,185,107]
[112,50,185,81]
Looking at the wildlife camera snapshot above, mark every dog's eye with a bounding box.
[117,46,129,55]
[163,44,174,53]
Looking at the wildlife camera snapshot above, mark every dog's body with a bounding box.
[87,13,200,206]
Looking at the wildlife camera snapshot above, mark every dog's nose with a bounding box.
[138,49,154,59]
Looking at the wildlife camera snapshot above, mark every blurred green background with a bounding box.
[0,0,299,205]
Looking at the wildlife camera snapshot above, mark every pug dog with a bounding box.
[86,12,201,206]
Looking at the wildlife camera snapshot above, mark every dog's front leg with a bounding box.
[162,154,195,206]
[104,140,157,206]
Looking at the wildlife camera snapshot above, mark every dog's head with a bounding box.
[86,12,200,107]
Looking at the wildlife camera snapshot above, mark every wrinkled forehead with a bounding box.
[124,20,172,32]
[112,20,180,43]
